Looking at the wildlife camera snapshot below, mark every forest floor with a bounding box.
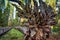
[0,34,60,40]
[46,34,60,40]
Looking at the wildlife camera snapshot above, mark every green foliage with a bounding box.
[0,0,11,26]
[12,18,20,26]
[51,8,60,34]
[0,3,10,26]
[0,0,5,9]
[0,28,23,40]
[45,0,56,11]
[6,28,23,37]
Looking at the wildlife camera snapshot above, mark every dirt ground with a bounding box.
[46,34,60,40]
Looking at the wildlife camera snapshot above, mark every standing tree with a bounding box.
[9,0,56,40]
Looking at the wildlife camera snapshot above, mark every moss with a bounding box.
[0,28,23,40]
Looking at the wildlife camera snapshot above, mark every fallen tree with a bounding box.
[9,0,56,40]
